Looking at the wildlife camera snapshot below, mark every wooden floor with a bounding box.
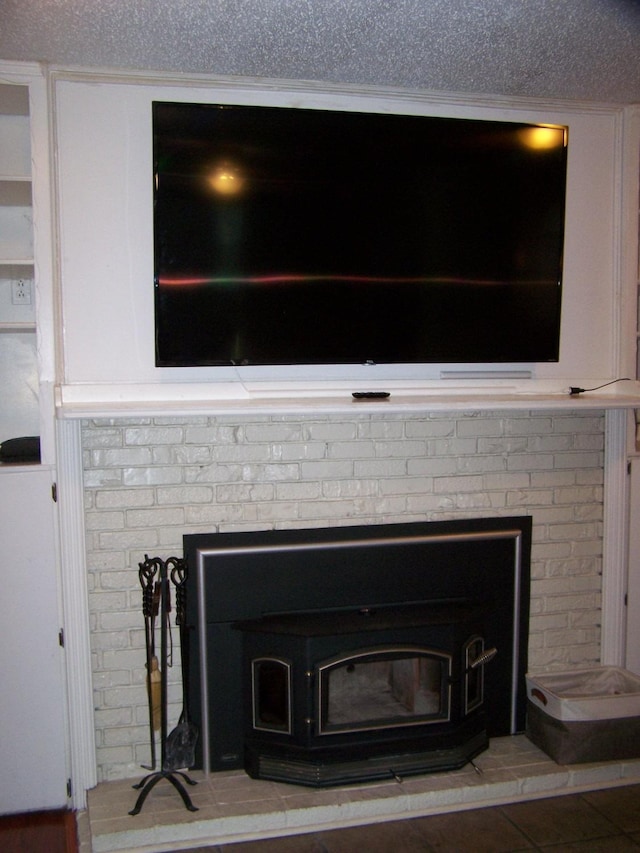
[0,809,78,853]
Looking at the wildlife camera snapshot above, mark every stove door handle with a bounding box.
[469,647,498,669]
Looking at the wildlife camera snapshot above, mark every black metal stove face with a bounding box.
[184,517,531,779]
[235,602,494,785]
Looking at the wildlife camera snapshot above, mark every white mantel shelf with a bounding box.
[55,386,640,419]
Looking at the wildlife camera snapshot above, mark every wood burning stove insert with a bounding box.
[184,517,531,786]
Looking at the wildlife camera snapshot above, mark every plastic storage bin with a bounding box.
[526,667,640,764]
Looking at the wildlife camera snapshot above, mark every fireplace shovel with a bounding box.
[164,560,198,771]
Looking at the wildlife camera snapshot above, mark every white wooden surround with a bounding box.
[5,63,637,810]
[50,69,640,416]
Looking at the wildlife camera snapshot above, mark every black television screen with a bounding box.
[153,101,567,368]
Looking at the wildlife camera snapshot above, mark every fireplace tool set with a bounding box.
[129,555,199,815]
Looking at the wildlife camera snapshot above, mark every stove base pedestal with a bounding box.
[245,728,489,788]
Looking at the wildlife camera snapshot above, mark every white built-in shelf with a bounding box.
[55,383,640,419]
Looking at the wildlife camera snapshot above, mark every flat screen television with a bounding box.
[153,101,567,369]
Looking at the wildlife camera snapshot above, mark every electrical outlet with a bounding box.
[11,279,31,305]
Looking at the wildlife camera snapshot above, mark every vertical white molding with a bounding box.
[56,418,97,808]
[602,408,629,665]
[601,104,640,666]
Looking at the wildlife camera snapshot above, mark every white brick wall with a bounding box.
[82,409,605,782]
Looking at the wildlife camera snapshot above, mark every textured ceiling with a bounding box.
[1,0,639,103]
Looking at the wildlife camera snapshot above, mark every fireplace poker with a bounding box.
[138,556,160,770]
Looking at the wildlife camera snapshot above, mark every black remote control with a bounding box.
[352,391,391,399]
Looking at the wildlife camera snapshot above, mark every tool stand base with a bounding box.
[129,770,198,815]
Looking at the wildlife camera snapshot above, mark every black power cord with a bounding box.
[569,378,631,396]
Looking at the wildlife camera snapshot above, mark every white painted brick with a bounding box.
[323,479,379,498]
[482,437,532,455]
[554,415,604,433]
[374,440,426,457]
[506,490,554,507]
[92,447,154,467]
[544,627,599,647]
[215,443,271,462]
[381,477,433,495]
[531,470,576,487]
[455,492,495,510]
[506,418,554,435]
[553,452,603,469]
[355,459,408,477]
[90,630,133,653]
[507,454,555,471]
[95,746,135,770]
[481,472,532,490]
[156,485,214,504]
[273,442,327,461]
[245,422,303,442]
[87,551,127,571]
[170,444,213,464]
[88,591,128,611]
[525,435,573,452]
[457,455,506,474]
[550,521,600,541]
[125,507,185,528]
[275,481,322,500]
[300,459,353,479]
[358,420,405,439]
[97,529,160,551]
[83,429,123,448]
[571,539,603,557]
[184,425,231,444]
[433,475,484,492]
[567,644,601,664]
[94,707,134,728]
[86,510,125,530]
[577,469,604,485]
[96,489,155,509]
[546,557,600,577]
[529,612,569,633]
[405,419,455,438]
[330,440,376,458]
[81,409,608,783]
[303,421,358,440]
[99,611,141,632]
[408,456,457,476]
[123,466,183,486]
[216,483,274,503]
[124,426,184,445]
[103,724,150,747]
[573,434,605,452]
[84,468,123,488]
[257,502,300,521]
[456,417,504,437]
[185,503,245,525]
[538,593,601,613]
[407,494,456,513]
[430,438,479,455]
[185,463,244,483]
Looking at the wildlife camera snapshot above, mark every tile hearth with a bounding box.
[86,736,640,853]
